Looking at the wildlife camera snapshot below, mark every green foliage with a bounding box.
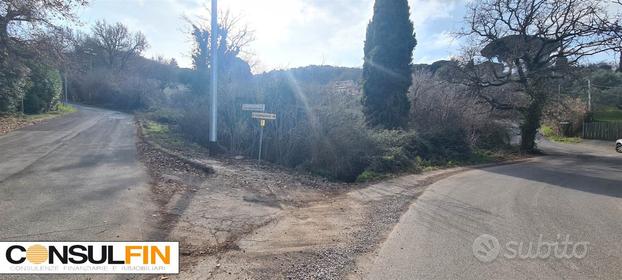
[363,127,475,177]
[161,64,513,182]
[0,0,85,113]
[23,63,62,114]
[0,61,63,115]
[303,103,378,182]
[586,70,622,109]
[0,60,31,113]
[415,128,473,165]
[142,108,182,124]
[540,124,582,144]
[355,170,386,183]
[593,107,622,122]
[362,0,417,129]
[55,103,77,114]
[475,124,512,150]
[258,66,361,85]
[144,121,169,135]
[367,130,420,174]
[189,19,252,96]
[541,125,555,138]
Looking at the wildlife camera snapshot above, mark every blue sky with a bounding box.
[75,0,616,72]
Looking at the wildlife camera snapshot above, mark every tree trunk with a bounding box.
[520,92,546,153]
[618,50,622,73]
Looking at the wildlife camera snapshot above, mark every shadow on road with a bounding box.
[486,145,622,198]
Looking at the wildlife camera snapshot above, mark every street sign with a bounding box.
[249,111,276,165]
[242,104,266,111]
[252,112,277,120]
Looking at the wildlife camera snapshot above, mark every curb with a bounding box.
[136,119,214,174]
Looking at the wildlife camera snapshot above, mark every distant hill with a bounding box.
[255,65,362,85]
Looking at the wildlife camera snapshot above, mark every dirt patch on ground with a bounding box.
[0,114,59,135]
[135,121,490,279]
[199,168,470,280]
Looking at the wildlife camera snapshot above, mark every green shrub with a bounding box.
[367,130,419,174]
[55,103,77,114]
[144,121,169,134]
[540,124,582,144]
[0,58,32,113]
[475,122,511,150]
[417,128,472,165]
[303,111,377,182]
[143,108,182,124]
[355,170,386,183]
[24,63,62,114]
[177,103,212,146]
[540,125,556,137]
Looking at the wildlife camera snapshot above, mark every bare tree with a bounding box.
[90,21,148,70]
[0,0,87,61]
[0,0,87,112]
[187,10,255,94]
[463,0,617,152]
[608,0,622,72]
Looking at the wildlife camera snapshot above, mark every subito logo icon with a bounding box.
[472,234,500,263]
[25,244,48,264]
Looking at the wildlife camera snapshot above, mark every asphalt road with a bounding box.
[366,140,622,279]
[0,106,154,242]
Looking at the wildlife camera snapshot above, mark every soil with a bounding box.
[136,123,479,279]
[0,114,56,136]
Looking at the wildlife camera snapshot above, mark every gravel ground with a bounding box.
[136,120,490,279]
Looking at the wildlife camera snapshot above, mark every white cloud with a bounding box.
[410,0,462,29]
[431,31,458,48]
[79,0,469,70]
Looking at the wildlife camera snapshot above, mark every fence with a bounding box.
[582,121,622,140]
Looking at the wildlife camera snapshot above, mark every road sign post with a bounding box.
[242,104,266,112]
[251,112,277,120]
[251,111,276,165]
[258,119,266,163]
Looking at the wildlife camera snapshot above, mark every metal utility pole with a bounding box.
[209,0,218,143]
[587,79,592,112]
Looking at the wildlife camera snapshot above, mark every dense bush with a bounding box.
[0,61,63,115]
[410,69,511,150]
[543,97,587,136]
[24,63,62,114]
[303,95,377,181]
[148,64,515,182]
[364,127,475,176]
[0,64,30,113]
[70,68,166,111]
[177,98,213,146]
[367,130,420,174]
[169,75,378,181]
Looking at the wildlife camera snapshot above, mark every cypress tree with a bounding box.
[362,0,416,129]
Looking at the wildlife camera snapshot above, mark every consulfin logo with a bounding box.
[0,242,179,274]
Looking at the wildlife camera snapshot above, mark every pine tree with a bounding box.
[362,0,416,129]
